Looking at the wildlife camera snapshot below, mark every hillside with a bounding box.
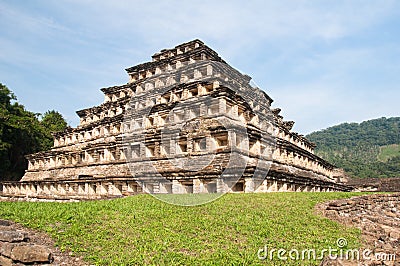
[306,117,400,178]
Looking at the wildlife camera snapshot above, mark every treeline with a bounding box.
[0,83,67,181]
[307,117,400,178]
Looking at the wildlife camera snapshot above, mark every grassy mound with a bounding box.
[0,192,365,265]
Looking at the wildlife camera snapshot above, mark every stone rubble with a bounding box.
[0,219,88,266]
[319,193,400,266]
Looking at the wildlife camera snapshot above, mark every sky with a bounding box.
[0,0,399,134]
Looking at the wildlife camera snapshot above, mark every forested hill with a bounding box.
[306,117,400,178]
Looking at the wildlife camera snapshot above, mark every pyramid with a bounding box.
[1,40,350,201]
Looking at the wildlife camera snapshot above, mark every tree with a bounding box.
[40,110,68,150]
[0,83,67,181]
[0,84,15,177]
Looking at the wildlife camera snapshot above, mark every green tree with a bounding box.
[0,84,15,177]
[0,84,67,181]
[40,110,68,150]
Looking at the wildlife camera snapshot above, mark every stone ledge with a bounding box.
[0,255,13,266]
[0,231,28,243]
[0,219,55,265]
[10,244,52,264]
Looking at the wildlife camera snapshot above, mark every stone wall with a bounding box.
[347,177,400,192]
[0,220,53,265]
[319,193,400,265]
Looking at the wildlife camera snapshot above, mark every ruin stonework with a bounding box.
[0,220,53,265]
[0,40,350,200]
[319,194,400,265]
[347,177,400,192]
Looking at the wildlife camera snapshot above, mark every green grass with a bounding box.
[0,193,366,265]
[378,144,400,162]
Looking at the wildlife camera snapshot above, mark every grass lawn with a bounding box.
[378,144,400,162]
[0,192,365,265]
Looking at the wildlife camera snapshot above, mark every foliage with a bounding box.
[0,193,364,265]
[307,117,400,178]
[0,83,67,181]
[40,110,68,149]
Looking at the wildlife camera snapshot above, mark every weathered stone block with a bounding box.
[0,231,27,243]
[0,241,15,257]
[0,220,11,226]
[327,200,348,208]
[0,255,13,266]
[10,244,52,263]
[389,230,399,240]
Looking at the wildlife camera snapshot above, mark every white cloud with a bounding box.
[13,0,396,50]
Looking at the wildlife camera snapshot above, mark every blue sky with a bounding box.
[1,0,399,134]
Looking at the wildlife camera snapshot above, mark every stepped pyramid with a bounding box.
[0,40,350,201]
